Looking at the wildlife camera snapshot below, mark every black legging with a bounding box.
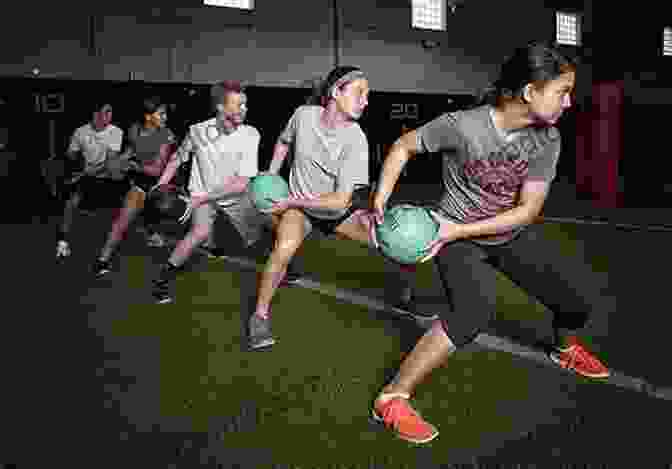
[433,223,614,347]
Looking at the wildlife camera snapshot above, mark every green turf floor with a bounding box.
[110,262,588,466]
[7,215,672,467]
[98,218,672,466]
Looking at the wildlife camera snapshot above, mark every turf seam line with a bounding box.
[207,250,672,403]
[539,216,672,233]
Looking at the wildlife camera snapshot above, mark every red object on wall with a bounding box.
[575,80,624,207]
[575,107,592,197]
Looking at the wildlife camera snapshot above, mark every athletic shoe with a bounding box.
[150,277,172,304]
[56,240,71,259]
[93,259,112,277]
[372,392,439,444]
[549,340,610,379]
[204,247,228,259]
[146,232,166,248]
[248,314,275,350]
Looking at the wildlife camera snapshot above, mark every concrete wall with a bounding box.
[0,0,561,94]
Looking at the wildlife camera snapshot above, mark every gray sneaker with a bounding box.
[248,314,275,350]
[152,278,174,304]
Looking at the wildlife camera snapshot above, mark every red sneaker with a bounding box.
[372,392,439,444]
[549,340,610,379]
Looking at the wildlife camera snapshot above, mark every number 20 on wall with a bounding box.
[391,103,419,120]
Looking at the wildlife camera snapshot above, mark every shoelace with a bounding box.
[379,397,422,432]
[563,344,595,371]
[380,400,408,430]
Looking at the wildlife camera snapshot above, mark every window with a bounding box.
[664,27,672,56]
[203,0,254,9]
[556,11,580,46]
[412,0,446,31]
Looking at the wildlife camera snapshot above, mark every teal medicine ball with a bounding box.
[249,174,290,211]
[375,204,440,264]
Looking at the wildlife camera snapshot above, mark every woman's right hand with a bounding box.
[125,160,142,172]
[368,184,388,249]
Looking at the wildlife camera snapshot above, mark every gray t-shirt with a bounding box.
[128,124,176,164]
[279,105,369,220]
[174,118,260,207]
[68,123,123,178]
[416,105,560,245]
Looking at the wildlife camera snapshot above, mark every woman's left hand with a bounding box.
[419,213,464,263]
[263,197,294,214]
[189,192,210,210]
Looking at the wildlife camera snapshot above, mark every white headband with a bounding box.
[329,70,366,97]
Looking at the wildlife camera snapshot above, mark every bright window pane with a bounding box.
[412,0,446,31]
[664,27,672,56]
[203,0,254,9]
[556,11,579,46]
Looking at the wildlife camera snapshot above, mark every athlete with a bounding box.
[369,41,610,444]
[151,80,267,304]
[93,96,176,276]
[248,66,435,350]
[56,102,123,259]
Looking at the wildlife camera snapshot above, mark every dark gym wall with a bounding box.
[586,2,672,200]
[0,0,587,222]
[0,0,560,94]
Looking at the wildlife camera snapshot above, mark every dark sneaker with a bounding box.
[56,240,71,260]
[146,232,167,248]
[248,314,275,350]
[204,247,229,259]
[152,279,173,304]
[93,259,112,277]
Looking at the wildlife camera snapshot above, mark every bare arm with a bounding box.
[157,154,180,186]
[373,130,419,207]
[203,176,251,202]
[158,133,191,186]
[288,191,352,212]
[141,143,174,177]
[268,141,290,174]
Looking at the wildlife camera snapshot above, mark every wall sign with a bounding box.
[33,93,65,113]
[390,103,419,120]
[43,93,65,113]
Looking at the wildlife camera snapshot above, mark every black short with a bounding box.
[128,171,160,194]
[432,224,611,348]
[302,186,371,236]
[72,176,130,209]
[303,205,358,236]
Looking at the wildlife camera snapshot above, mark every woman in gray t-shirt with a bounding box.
[94,97,177,274]
[370,41,611,444]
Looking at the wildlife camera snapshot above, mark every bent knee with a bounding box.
[272,237,302,261]
[126,189,146,209]
[191,223,212,242]
[334,209,373,243]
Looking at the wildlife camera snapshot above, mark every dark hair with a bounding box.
[314,66,363,106]
[93,101,113,113]
[142,96,165,116]
[479,41,576,105]
[210,80,245,110]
